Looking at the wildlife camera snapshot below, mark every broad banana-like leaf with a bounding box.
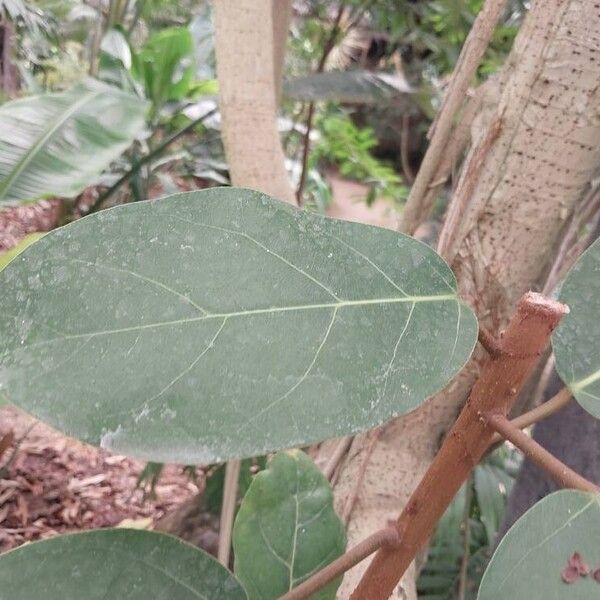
[0,78,148,204]
[553,237,600,419]
[233,450,345,599]
[478,490,600,599]
[0,528,247,599]
[0,188,477,464]
[284,70,412,103]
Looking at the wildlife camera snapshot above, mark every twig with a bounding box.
[437,114,503,259]
[400,114,414,184]
[295,3,346,203]
[351,292,567,599]
[489,387,572,445]
[340,428,381,526]
[399,0,508,234]
[85,108,217,214]
[217,459,241,566]
[322,435,352,481]
[542,184,600,296]
[279,527,401,600]
[483,412,599,493]
[408,83,485,234]
[477,325,502,358]
[457,476,473,600]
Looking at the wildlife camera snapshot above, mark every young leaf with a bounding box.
[233,450,345,599]
[0,188,477,464]
[478,490,600,599]
[0,528,247,599]
[0,79,148,204]
[553,237,600,419]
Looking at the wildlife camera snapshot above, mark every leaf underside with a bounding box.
[478,490,600,599]
[0,188,477,464]
[0,528,247,600]
[553,236,600,419]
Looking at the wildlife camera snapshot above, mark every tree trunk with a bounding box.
[213,0,294,204]
[326,1,600,597]
[158,0,294,548]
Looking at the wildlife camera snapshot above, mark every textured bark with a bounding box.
[213,0,294,204]
[326,1,600,597]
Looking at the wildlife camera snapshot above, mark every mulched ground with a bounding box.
[0,406,200,554]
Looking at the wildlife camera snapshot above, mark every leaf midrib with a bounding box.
[0,90,101,200]
[21,293,458,347]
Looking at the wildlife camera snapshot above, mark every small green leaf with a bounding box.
[233,450,345,599]
[0,188,477,463]
[553,237,600,419]
[478,490,600,599]
[0,79,148,204]
[0,233,45,272]
[0,528,247,599]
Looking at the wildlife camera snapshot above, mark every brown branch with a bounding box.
[279,527,401,600]
[400,114,415,185]
[477,325,502,358]
[437,114,503,259]
[296,4,346,204]
[350,292,567,599]
[399,0,508,234]
[489,386,573,445]
[322,435,352,481]
[484,412,599,493]
[217,459,240,566]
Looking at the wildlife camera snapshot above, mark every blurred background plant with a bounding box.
[0,0,526,580]
[417,448,520,600]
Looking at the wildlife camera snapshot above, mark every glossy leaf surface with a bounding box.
[233,450,345,599]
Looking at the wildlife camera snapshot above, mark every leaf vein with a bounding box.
[172,215,342,301]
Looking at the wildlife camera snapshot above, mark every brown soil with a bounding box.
[0,406,200,554]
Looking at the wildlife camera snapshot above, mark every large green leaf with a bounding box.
[0,187,477,463]
[553,237,600,419]
[284,71,412,103]
[0,528,247,599]
[0,78,148,204]
[233,450,345,599]
[478,490,600,599]
[0,233,45,272]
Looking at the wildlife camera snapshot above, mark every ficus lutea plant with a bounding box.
[0,187,598,599]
